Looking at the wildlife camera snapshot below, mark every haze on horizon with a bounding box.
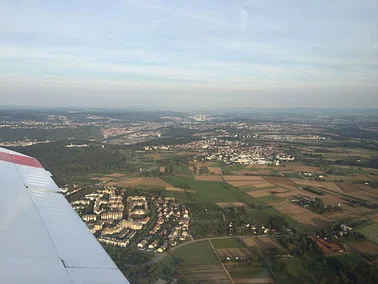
[0,0,377,110]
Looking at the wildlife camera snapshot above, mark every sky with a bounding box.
[0,0,377,110]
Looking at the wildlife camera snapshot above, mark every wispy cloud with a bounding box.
[0,0,377,108]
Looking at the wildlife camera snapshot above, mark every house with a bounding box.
[157,243,169,253]
[341,224,352,232]
[137,239,148,249]
[148,240,159,249]
[100,211,123,220]
[82,214,97,222]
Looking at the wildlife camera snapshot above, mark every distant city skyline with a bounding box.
[1,0,377,109]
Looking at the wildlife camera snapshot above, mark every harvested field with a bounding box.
[275,191,299,198]
[321,195,346,206]
[357,223,378,243]
[188,166,195,174]
[166,187,192,192]
[247,190,270,198]
[336,183,370,194]
[141,177,172,187]
[208,167,223,175]
[109,177,171,188]
[242,237,279,250]
[368,215,378,222]
[281,165,323,173]
[323,210,357,221]
[322,182,344,194]
[350,191,378,202]
[269,187,290,194]
[159,167,165,173]
[217,202,245,208]
[106,173,125,178]
[252,181,275,189]
[108,177,144,187]
[330,175,371,182]
[291,179,325,188]
[92,176,115,182]
[271,200,331,230]
[178,264,231,284]
[264,177,297,186]
[367,174,378,181]
[274,183,300,191]
[348,241,378,255]
[216,248,251,258]
[344,206,374,215]
[195,175,224,182]
[223,176,264,181]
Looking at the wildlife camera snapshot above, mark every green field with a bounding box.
[162,176,260,205]
[357,223,378,244]
[281,259,316,284]
[176,165,193,175]
[326,252,365,265]
[257,195,282,203]
[163,241,219,264]
[211,238,248,249]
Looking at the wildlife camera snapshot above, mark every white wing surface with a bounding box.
[0,147,129,284]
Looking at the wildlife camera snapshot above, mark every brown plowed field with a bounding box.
[321,195,346,206]
[217,202,245,208]
[323,210,357,220]
[208,167,223,175]
[223,176,265,181]
[282,165,323,173]
[350,190,378,202]
[275,191,301,198]
[178,264,231,284]
[108,177,171,188]
[253,182,275,189]
[348,241,378,255]
[106,173,125,177]
[195,175,224,181]
[264,177,297,186]
[247,190,270,198]
[271,200,331,230]
[336,183,371,194]
[242,237,279,250]
[166,187,194,192]
[92,177,115,182]
[291,179,325,188]
[216,248,251,258]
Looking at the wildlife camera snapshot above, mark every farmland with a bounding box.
[357,223,378,244]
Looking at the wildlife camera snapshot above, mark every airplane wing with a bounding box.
[0,147,129,284]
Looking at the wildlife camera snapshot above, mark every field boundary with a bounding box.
[209,239,234,284]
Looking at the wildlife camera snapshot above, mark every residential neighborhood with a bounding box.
[65,187,192,253]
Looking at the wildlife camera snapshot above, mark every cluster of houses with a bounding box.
[67,187,191,251]
[143,138,292,166]
[137,197,191,253]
